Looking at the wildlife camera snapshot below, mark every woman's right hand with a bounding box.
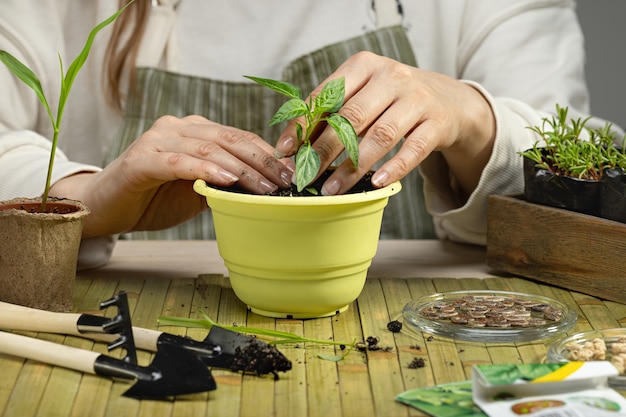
[49,115,294,237]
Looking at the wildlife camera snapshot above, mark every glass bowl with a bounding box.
[547,328,626,389]
[402,290,577,343]
[547,328,626,367]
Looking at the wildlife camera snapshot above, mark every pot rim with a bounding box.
[0,197,90,218]
[193,179,402,206]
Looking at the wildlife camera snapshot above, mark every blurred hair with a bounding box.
[103,0,150,111]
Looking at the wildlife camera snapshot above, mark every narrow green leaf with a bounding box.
[244,75,301,99]
[59,0,135,118]
[295,145,321,191]
[269,98,308,126]
[314,77,345,114]
[0,51,54,124]
[327,113,359,169]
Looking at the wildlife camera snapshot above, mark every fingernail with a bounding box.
[372,170,389,188]
[219,169,239,183]
[321,178,341,196]
[260,179,278,193]
[280,170,292,187]
[274,136,295,159]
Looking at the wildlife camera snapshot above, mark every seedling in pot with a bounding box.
[520,104,626,180]
[244,76,359,192]
[0,1,134,211]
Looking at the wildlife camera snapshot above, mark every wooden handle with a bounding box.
[0,301,161,352]
[0,301,82,335]
[0,331,98,374]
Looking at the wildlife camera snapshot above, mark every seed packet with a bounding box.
[396,380,487,417]
[472,361,626,416]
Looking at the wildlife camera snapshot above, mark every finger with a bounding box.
[180,122,294,187]
[372,119,441,188]
[318,96,414,195]
[123,132,282,195]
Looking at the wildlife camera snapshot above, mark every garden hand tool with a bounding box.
[0,330,216,399]
[0,294,292,375]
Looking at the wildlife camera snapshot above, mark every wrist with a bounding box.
[442,82,496,198]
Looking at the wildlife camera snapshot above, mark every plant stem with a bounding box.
[158,312,357,348]
[40,126,60,212]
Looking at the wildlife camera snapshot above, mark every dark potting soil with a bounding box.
[216,170,376,197]
[231,339,292,379]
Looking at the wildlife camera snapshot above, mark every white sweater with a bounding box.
[0,0,618,266]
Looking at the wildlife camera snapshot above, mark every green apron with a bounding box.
[105,25,436,240]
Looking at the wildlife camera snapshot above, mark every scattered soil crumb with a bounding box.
[356,336,393,352]
[408,358,426,369]
[410,344,422,351]
[386,320,403,333]
[426,336,434,342]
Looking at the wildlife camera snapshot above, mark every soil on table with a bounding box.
[231,339,292,379]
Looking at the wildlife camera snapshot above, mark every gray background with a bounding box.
[577,1,626,129]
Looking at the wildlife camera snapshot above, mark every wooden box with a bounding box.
[486,194,626,304]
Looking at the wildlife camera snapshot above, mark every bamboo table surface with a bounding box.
[1,240,624,417]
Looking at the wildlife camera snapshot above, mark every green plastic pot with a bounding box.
[194,178,401,319]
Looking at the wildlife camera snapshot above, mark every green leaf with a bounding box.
[0,51,54,124]
[295,122,303,143]
[58,0,135,118]
[314,77,345,114]
[317,353,347,362]
[295,145,321,192]
[327,113,359,169]
[269,98,308,126]
[244,75,301,99]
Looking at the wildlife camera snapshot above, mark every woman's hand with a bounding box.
[274,51,496,199]
[50,115,294,237]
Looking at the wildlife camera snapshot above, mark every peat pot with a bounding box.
[194,178,402,319]
[0,198,89,312]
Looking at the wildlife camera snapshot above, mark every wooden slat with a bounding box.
[358,279,408,417]
[301,317,340,417]
[332,300,375,417]
[238,313,276,417]
[275,319,307,417]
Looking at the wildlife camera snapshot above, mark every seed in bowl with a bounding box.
[419,295,562,328]
[564,336,626,374]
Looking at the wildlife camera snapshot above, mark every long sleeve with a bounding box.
[413,0,624,244]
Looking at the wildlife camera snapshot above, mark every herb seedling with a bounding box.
[0,1,134,211]
[521,104,626,180]
[244,76,359,192]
